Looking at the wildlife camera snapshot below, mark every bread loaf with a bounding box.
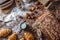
[32,11,60,40]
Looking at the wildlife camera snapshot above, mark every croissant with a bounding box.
[20,37,25,40]
[24,32,34,40]
[0,28,12,37]
[8,33,17,40]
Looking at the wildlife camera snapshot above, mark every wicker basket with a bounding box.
[32,11,60,40]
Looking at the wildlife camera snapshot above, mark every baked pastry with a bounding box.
[24,31,34,40]
[8,33,17,40]
[0,28,12,37]
[32,11,60,40]
[20,37,25,40]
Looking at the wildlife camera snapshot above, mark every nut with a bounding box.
[29,7,35,11]
[35,1,40,5]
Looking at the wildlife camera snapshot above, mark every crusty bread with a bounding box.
[32,11,60,40]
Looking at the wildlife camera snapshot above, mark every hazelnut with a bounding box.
[30,15,35,19]
[8,33,17,40]
[24,13,29,18]
[31,7,35,11]
[28,16,30,19]
[35,1,39,5]
[25,13,31,19]
[29,7,35,11]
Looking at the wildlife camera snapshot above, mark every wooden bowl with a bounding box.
[0,0,13,9]
[0,0,7,4]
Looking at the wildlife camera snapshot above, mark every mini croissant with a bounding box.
[24,32,34,40]
[0,28,12,37]
[20,37,25,40]
[8,33,17,40]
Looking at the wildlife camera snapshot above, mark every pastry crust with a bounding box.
[0,28,12,37]
[8,33,17,40]
[20,37,25,40]
[24,32,34,40]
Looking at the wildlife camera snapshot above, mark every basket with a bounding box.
[0,0,13,9]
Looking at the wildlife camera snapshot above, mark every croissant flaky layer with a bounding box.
[0,28,12,37]
[19,31,34,40]
[8,33,17,40]
[24,31,34,40]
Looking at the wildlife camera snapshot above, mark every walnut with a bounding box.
[0,28,12,37]
[8,33,17,40]
[24,32,34,40]
[25,13,35,19]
